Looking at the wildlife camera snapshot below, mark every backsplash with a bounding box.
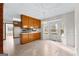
[21,28,40,33]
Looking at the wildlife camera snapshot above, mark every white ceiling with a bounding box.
[3,3,79,22]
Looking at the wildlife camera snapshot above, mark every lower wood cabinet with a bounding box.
[29,33,33,42]
[20,33,29,44]
[33,33,41,40]
[20,32,41,44]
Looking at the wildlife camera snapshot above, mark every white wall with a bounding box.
[75,8,79,55]
[42,21,49,40]
[63,12,75,47]
[14,27,21,38]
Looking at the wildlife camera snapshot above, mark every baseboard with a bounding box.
[0,54,8,56]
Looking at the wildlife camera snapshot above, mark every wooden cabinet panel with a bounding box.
[21,15,41,29]
[28,17,33,28]
[33,32,41,40]
[20,34,29,44]
[21,15,29,28]
[29,33,33,41]
[38,20,41,28]
[33,19,41,28]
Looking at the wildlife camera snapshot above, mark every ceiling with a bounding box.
[3,3,79,22]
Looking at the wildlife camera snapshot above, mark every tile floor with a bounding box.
[3,40,75,56]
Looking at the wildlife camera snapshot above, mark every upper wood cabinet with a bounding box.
[29,17,33,28]
[33,19,41,28]
[21,15,29,28]
[21,15,41,29]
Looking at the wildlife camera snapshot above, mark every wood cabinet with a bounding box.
[20,32,41,44]
[20,33,29,44]
[0,3,3,53]
[29,17,33,28]
[21,15,41,44]
[29,33,34,42]
[33,32,41,40]
[21,15,29,28]
[33,19,41,28]
[21,15,41,29]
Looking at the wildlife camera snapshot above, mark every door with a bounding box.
[0,3,3,54]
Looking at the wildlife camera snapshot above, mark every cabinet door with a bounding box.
[33,19,41,28]
[21,15,29,28]
[21,34,29,44]
[28,17,33,28]
[38,20,41,28]
[21,15,41,29]
[33,32,41,40]
[29,33,34,41]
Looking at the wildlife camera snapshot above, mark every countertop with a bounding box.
[21,32,40,34]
